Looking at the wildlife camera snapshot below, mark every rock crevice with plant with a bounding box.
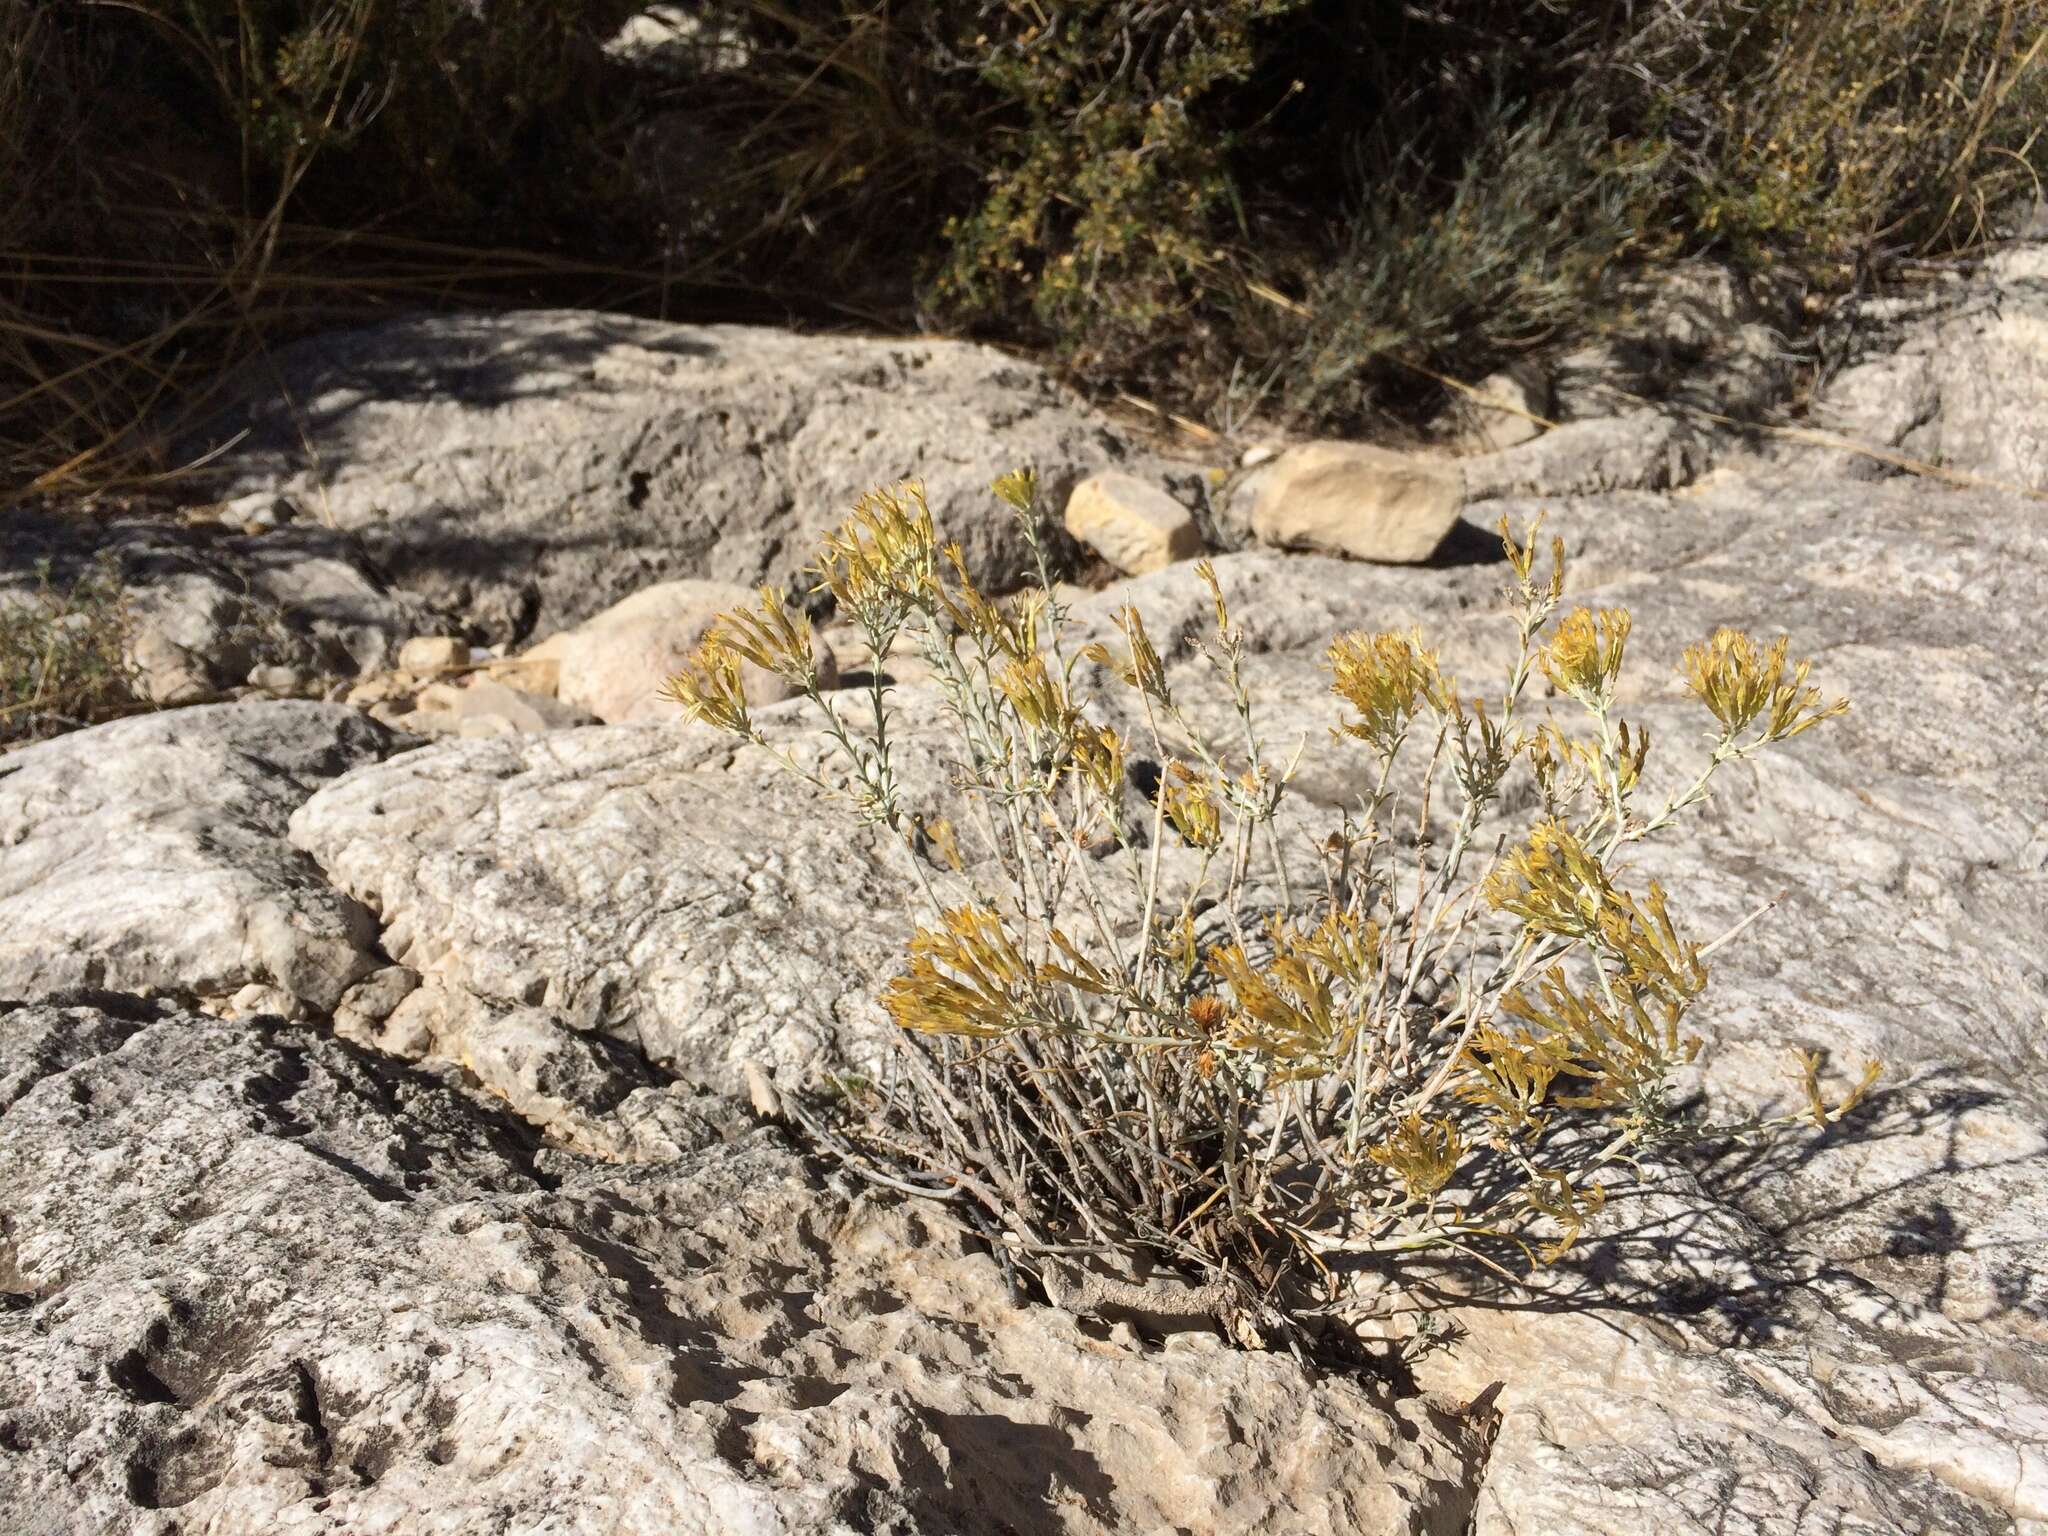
[666,470,1875,1345]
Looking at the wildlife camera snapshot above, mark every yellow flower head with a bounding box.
[1205,914,1366,1073]
[1523,1170,1606,1264]
[811,481,938,622]
[1483,820,1617,940]
[883,904,1031,1038]
[932,544,1042,659]
[1541,606,1631,709]
[717,586,822,689]
[1327,629,1444,752]
[1369,1115,1467,1204]
[1160,762,1223,850]
[1070,721,1128,809]
[1083,605,1171,704]
[1455,1026,1563,1136]
[1499,512,1566,603]
[1680,628,1848,743]
[990,467,1039,517]
[1194,558,1231,636]
[1291,908,1381,985]
[660,633,753,736]
[997,653,1073,739]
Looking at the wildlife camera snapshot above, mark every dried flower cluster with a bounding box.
[666,472,1873,1344]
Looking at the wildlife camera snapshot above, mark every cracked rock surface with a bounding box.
[0,703,409,1013]
[288,722,921,1095]
[0,999,1484,1536]
[0,508,441,703]
[186,310,1172,641]
[1809,243,2048,490]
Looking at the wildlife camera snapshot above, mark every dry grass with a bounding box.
[0,554,138,747]
[0,0,663,503]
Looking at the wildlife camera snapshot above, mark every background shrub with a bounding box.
[0,0,652,496]
[3,0,2044,499]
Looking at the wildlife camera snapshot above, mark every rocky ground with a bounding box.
[3,245,2047,1534]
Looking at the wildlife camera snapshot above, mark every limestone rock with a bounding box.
[0,703,407,1012]
[450,1004,654,1154]
[219,982,304,1022]
[1245,441,1464,563]
[546,578,837,725]
[1062,472,1202,575]
[504,632,568,697]
[186,311,1171,641]
[1460,408,1715,502]
[0,999,1482,1534]
[606,3,749,74]
[245,663,308,695]
[289,724,919,1094]
[1552,259,1794,423]
[2,509,438,701]
[124,574,239,703]
[331,964,420,1047]
[221,490,296,534]
[1807,243,2048,489]
[1067,548,1475,660]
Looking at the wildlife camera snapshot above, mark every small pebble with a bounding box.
[399,635,471,674]
[246,663,307,695]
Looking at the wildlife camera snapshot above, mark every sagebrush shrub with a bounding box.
[1613,0,2048,278]
[666,475,1877,1344]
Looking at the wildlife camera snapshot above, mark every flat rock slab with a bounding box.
[0,703,411,1013]
[0,998,1483,1535]
[188,310,1168,641]
[289,722,922,1092]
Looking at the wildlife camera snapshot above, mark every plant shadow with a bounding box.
[1360,1067,2048,1347]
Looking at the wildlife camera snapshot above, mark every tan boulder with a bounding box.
[546,579,837,725]
[1063,473,1203,575]
[397,634,470,675]
[1443,366,1552,455]
[498,633,567,698]
[400,677,593,737]
[1248,442,1464,564]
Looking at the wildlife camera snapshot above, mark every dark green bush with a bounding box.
[691,0,2048,431]
[926,2,1313,389]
